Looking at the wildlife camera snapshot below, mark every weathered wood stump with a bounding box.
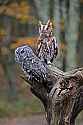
[15,45,83,125]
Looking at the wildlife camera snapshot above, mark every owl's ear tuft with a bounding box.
[45,19,52,30]
[39,21,42,26]
[46,19,51,26]
[39,21,43,33]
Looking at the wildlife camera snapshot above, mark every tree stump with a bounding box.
[16,46,83,125]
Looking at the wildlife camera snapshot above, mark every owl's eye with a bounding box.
[20,49,25,54]
[16,50,18,54]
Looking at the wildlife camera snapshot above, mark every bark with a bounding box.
[20,50,83,125]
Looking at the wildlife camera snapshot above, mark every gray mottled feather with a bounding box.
[15,45,47,80]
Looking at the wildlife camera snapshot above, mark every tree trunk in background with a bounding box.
[49,0,55,19]
[34,0,49,22]
[2,16,12,45]
[77,1,83,67]
[53,0,63,69]
[53,0,80,71]
[78,21,83,67]
[0,16,17,99]
[59,0,67,71]
[66,0,80,71]
[1,55,17,100]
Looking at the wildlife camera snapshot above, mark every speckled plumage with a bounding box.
[15,45,47,81]
[37,20,58,64]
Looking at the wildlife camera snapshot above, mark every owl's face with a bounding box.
[15,45,34,64]
[39,20,53,40]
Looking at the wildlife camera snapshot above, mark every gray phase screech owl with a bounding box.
[15,45,47,81]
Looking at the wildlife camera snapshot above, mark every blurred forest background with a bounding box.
[0,0,83,124]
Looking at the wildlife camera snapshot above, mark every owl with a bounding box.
[15,45,47,81]
[37,19,58,64]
